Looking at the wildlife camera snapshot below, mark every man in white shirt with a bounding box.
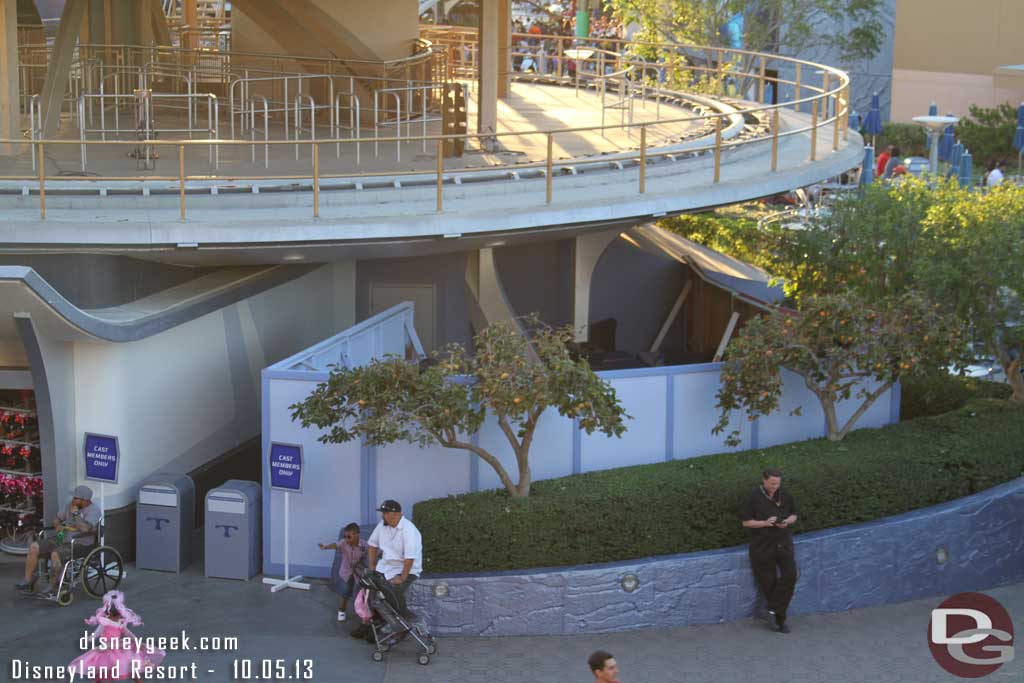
[367,499,422,619]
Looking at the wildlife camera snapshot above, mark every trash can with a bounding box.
[136,473,195,573]
[204,479,261,580]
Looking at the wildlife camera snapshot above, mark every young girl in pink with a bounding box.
[68,590,165,681]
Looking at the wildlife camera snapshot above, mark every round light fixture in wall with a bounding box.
[433,582,450,598]
[620,573,640,593]
[936,547,949,565]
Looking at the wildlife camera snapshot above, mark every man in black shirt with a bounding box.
[741,467,798,633]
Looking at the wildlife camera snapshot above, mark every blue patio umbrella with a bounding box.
[938,122,955,162]
[948,142,963,178]
[958,150,973,187]
[926,103,938,149]
[862,93,883,147]
[860,145,875,185]
[1015,110,1024,175]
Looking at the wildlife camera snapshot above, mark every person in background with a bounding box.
[588,650,621,683]
[741,468,799,634]
[16,485,100,599]
[367,500,422,620]
[318,522,367,622]
[875,145,893,178]
[881,146,903,179]
[985,159,1005,187]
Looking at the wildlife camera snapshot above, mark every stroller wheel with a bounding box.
[371,651,384,663]
[427,643,437,655]
[417,654,430,666]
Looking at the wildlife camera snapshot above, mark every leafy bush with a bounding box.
[414,400,1024,573]
[956,103,1019,168]
[873,122,929,157]
[900,373,1013,421]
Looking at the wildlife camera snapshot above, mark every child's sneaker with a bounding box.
[337,610,347,622]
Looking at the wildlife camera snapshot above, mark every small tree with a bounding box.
[919,183,1024,402]
[714,291,964,444]
[290,318,628,498]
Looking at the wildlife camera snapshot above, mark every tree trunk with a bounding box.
[1007,356,1024,403]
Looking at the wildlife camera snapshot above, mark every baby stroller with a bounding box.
[358,570,437,665]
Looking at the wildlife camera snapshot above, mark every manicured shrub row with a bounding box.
[900,373,1012,421]
[414,399,1024,573]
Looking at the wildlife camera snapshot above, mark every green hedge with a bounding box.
[900,373,1013,421]
[871,122,929,157]
[414,400,1024,573]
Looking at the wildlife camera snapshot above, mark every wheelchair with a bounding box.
[30,520,125,606]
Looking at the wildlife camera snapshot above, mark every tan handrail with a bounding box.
[8,27,853,221]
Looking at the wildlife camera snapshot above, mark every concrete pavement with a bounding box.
[1,556,1020,682]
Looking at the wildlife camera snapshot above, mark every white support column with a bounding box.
[0,0,20,155]
[477,0,499,148]
[572,229,622,342]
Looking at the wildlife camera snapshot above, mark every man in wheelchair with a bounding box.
[14,485,100,599]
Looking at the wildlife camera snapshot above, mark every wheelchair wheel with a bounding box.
[82,546,124,598]
[57,588,74,606]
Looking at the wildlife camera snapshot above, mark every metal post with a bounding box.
[37,143,45,220]
[842,83,850,141]
[546,133,553,204]
[713,117,722,183]
[822,72,830,119]
[810,99,818,161]
[313,143,320,218]
[758,56,766,102]
[436,138,443,213]
[639,125,647,194]
[833,89,841,152]
[771,108,779,172]
[179,144,185,221]
[794,63,801,112]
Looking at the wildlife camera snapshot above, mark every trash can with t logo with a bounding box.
[204,479,261,580]
[136,473,195,573]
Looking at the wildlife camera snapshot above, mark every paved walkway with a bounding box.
[1,557,1020,682]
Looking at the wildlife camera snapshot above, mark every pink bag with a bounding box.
[354,588,371,623]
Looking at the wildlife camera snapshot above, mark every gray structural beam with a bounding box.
[38,0,86,138]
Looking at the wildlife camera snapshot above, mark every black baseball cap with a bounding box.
[377,500,402,513]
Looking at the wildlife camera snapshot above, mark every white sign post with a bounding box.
[263,442,310,593]
[83,433,119,547]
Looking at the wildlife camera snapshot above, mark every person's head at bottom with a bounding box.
[588,650,620,683]
[377,499,402,527]
[762,467,782,496]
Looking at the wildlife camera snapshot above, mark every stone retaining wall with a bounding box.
[409,477,1024,636]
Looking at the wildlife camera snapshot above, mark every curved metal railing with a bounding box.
[2,27,853,222]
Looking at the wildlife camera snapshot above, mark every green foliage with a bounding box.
[917,183,1024,401]
[414,399,1024,572]
[780,178,940,301]
[872,122,929,158]
[290,318,629,498]
[900,373,1013,421]
[715,290,964,443]
[604,0,884,91]
[955,103,1019,167]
